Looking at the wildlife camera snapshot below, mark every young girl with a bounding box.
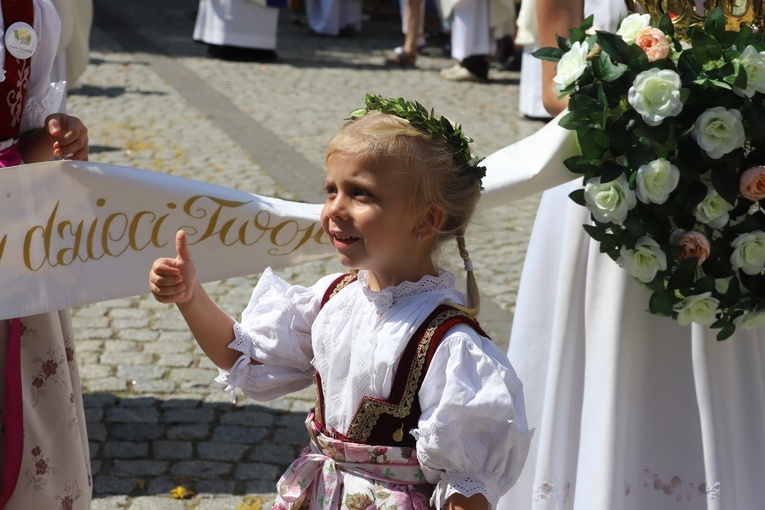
[149,95,533,510]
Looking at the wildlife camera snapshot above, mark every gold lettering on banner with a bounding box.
[21,195,327,272]
[23,199,176,271]
[0,235,6,261]
[183,195,328,255]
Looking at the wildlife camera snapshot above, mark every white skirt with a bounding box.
[194,0,279,50]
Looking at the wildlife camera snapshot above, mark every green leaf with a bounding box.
[569,188,586,206]
[600,233,620,253]
[704,7,726,37]
[596,31,631,64]
[576,127,610,159]
[593,51,629,82]
[532,46,565,62]
[556,33,571,51]
[583,223,606,241]
[627,43,649,71]
[658,13,674,38]
[716,322,736,341]
[711,165,740,206]
[579,14,594,33]
[564,155,596,174]
[599,161,625,183]
[737,24,755,50]
[569,27,587,44]
[691,27,723,62]
[649,290,675,316]
[669,258,698,288]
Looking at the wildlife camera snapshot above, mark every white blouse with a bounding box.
[217,268,533,508]
[0,0,65,136]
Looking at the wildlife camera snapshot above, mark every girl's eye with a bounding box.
[324,185,337,196]
[355,188,372,198]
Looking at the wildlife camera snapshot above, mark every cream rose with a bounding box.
[636,27,670,62]
[584,174,637,224]
[628,68,684,126]
[693,188,734,228]
[691,107,746,159]
[674,292,720,326]
[730,231,765,275]
[616,13,651,44]
[740,166,765,201]
[554,41,589,92]
[617,236,667,282]
[670,229,711,265]
[733,46,765,98]
[741,309,765,330]
[636,158,680,204]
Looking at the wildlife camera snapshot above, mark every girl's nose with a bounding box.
[329,194,349,218]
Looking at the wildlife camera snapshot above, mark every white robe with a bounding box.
[307,0,361,36]
[194,0,279,50]
[216,268,534,508]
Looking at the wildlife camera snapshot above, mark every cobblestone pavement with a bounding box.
[70,0,547,507]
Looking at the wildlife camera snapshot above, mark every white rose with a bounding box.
[691,107,746,159]
[636,158,680,204]
[693,188,734,228]
[584,174,637,224]
[740,309,765,330]
[616,236,667,282]
[674,292,720,326]
[732,46,765,98]
[628,68,684,126]
[730,230,765,275]
[554,41,589,92]
[616,13,652,44]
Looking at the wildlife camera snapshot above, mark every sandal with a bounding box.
[384,51,417,67]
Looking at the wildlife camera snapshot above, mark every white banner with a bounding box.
[1,160,331,320]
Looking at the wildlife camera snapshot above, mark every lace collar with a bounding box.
[357,269,457,312]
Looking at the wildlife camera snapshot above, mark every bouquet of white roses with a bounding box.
[536,8,765,339]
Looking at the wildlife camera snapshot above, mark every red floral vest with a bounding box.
[0,0,34,140]
[312,273,489,447]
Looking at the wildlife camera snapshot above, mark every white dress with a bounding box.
[217,268,534,508]
[497,2,765,508]
[0,2,90,508]
[194,0,279,51]
[307,0,361,36]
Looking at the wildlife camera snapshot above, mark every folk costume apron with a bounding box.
[274,275,487,510]
[0,2,91,508]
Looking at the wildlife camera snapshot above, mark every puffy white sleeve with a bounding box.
[215,269,343,401]
[414,325,534,509]
[19,0,64,133]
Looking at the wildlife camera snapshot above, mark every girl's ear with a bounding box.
[415,204,446,241]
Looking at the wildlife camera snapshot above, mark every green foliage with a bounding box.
[350,94,486,187]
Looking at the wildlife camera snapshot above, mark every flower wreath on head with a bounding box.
[535,8,765,339]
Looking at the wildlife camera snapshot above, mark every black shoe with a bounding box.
[207,44,278,62]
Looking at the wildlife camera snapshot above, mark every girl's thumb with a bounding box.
[175,230,192,263]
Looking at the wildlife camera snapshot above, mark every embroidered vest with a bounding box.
[312,273,488,448]
[0,0,34,140]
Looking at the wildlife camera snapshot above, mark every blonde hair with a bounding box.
[326,110,483,316]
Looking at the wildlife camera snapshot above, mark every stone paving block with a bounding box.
[167,423,210,440]
[111,459,169,477]
[91,495,130,509]
[194,493,243,508]
[247,443,297,465]
[86,377,129,393]
[125,496,186,510]
[152,440,194,460]
[100,351,154,365]
[104,340,140,353]
[116,327,159,341]
[118,364,167,381]
[110,423,166,441]
[106,406,160,424]
[131,379,178,393]
[94,476,143,495]
[156,353,195,367]
[104,441,150,459]
[271,426,310,446]
[235,463,283,481]
[170,460,232,478]
[197,441,248,462]
[86,422,108,442]
[161,407,215,424]
[219,409,276,428]
[211,425,269,445]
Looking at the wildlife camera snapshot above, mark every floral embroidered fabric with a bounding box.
[274,414,432,510]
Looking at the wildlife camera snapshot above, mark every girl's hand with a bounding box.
[149,230,198,306]
[46,113,89,161]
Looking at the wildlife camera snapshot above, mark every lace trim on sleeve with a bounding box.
[20,81,65,133]
[414,419,534,510]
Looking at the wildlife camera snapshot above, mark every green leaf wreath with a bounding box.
[536,8,765,339]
